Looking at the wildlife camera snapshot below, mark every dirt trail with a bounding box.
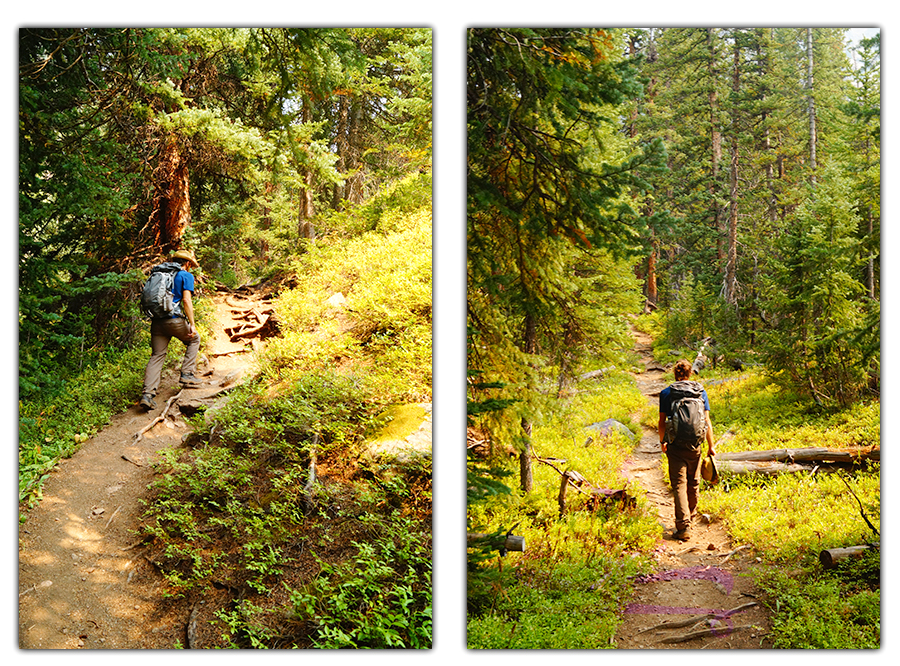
[614,329,774,649]
[18,287,270,649]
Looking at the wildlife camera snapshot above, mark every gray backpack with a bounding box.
[666,380,708,450]
[140,262,183,319]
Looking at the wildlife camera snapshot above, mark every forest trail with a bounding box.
[614,328,774,649]
[18,286,274,649]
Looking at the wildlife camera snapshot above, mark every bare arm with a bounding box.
[658,412,667,453]
[182,289,197,335]
[706,411,715,456]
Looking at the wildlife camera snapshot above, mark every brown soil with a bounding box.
[18,287,272,649]
[613,328,774,649]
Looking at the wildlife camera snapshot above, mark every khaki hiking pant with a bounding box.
[142,317,200,396]
[667,446,702,532]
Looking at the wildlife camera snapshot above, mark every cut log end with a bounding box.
[819,545,872,569]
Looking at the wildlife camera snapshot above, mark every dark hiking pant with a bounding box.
[142,317,200,396]
[667,446,702,532]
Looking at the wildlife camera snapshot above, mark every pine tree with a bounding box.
[467,28,664,489]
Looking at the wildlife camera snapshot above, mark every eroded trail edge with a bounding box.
[18,287,271,649]
[613,328,774,649]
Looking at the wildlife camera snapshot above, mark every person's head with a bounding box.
[170,249,198,270]
[673,359,692,381]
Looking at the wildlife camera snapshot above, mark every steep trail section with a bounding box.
[614,328,774,649]
[18,287,271,649]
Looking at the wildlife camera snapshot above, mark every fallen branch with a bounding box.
[104,505,122,529]
[639,602,757,635]
[658,623,756,644]
[208,349,249,358]
[836,471,880,538]
[302,433,319,515]
[134,389,183,442]
[719,544,751,563]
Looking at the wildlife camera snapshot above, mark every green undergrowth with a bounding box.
[18,343,147,508]
[18,293,219,511]
[142,369,432,648]
[681,367,880,649]
[468,340,880,649]
[141,193,432,648]
[266,192,431,404]
[467,370,660,649]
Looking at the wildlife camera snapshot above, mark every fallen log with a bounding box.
[717,447,879,464]
[715,460,812,476]
[819,545,873,569]
[467,533,526,553]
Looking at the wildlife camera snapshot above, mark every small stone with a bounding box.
[92,508,105,516]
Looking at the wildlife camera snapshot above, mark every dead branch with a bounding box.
[134,389,183,442]
[720,544,751,563]
[836,471,880,538]
[658,623,756,644]
[638,602,758,635]
[104,505,122,529]
[302,433,319,515]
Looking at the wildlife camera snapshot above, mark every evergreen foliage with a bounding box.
[19,27,431,398]
[467,28,665,486]
[466,26,879,650]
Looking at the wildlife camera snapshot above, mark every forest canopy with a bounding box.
[467,27,879,486]
[19,27,432,399]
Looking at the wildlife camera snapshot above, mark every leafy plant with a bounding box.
[287,513,432,648]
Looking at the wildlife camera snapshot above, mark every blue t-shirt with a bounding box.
[659,384,710,415]
[171,270,195,316]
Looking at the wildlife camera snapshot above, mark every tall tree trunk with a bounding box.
[724,37,740,305]
[332,95,350,209]
[297,102,316,238]
[706,28,724,264]
[152,133,191,252]
[519,312,537,492]
[806,27,818,186]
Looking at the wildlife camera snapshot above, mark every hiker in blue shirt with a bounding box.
[658,359,716,541]
[139,249,202,411]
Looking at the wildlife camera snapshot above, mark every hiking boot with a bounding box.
[179,373,202,386]
[673,528,691,542]
[139,394,157,411]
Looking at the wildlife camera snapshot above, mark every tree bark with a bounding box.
[152,133,191,252]
[519,312,537,492]
[647,237,658,305]
[707,28,724,264]
[806,27,818,185]
[717,447,879,464]
[724,36,740,305]
[819,545,872,569]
